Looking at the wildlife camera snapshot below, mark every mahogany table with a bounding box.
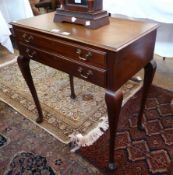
[12,12,158,170]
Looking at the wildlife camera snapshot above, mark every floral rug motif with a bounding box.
[5,152,55,175]
[0,60,141,144]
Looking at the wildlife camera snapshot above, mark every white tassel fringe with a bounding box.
[69,116,108,152]
[69,81,142,152]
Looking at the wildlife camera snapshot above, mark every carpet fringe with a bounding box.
[69,82,142,152]
[69,116,108,152]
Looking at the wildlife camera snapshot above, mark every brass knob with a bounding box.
[22,33,27,39]
[85,52,92,59]
[76,48,82,55]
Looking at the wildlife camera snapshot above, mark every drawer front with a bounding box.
[19,44,106,88]
[15,29,107,68]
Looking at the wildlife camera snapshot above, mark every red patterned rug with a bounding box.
[79,86,173,175]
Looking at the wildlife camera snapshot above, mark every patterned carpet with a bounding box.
[0,60,140,144]
[5,152,56,175]
[79,86,173,175]
[0,101,101,175]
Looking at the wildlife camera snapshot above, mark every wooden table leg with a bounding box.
[17,56,43,123]
[69,75,76,99]
[105,90,123,170]
[137,60,157,130]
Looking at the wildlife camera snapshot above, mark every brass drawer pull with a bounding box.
[76,49,92,61]
[22,33,33,43]
[26,48,36,58]
[78,67,93,79]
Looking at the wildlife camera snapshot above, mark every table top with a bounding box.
[12,12,158,52]
[103,0,173,57]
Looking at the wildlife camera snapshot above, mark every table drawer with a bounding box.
[15,29,107,68]
[19,44,106,87]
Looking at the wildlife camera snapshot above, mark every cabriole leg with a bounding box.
[105,90,123,170]
[137,60,157,130]
[17,56,43,123]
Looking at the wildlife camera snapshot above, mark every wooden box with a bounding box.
[54,0,109,29]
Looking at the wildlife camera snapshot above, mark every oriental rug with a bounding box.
[79,86,173,175]
[4,152,56,175]
[0,101,99,175]
[0,60,140,144]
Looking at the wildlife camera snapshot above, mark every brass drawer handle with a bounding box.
[78,67,93,79]
[26,48,36,58]
[76,49,92,61]
[22,33,33,43]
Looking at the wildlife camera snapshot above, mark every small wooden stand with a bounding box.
[54,0,109,29]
